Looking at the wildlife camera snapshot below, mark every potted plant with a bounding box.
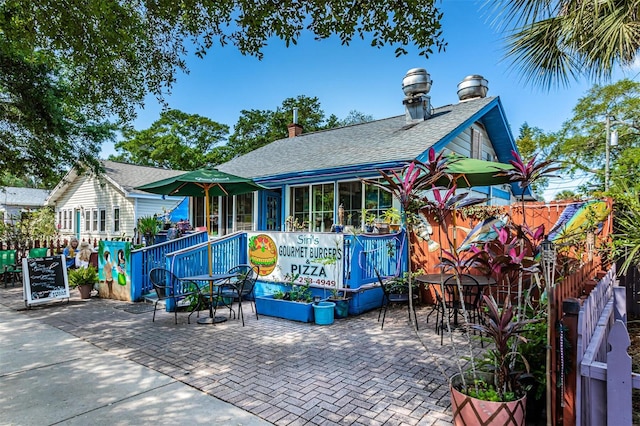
[449,294,538,425]
[361,209,377,233]
[327,287,350,319]
[137,215,160,246]
[68,266,98,299]
[383,207,402,232]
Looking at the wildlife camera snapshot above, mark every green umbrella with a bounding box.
[436,153,515,188]
[136,168,265,275]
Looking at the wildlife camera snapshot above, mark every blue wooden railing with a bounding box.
[132,229,408,314]
[130,231,208,300]
[165,232,246,278]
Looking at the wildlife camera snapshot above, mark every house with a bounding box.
[0,187,50,223]
[215,69,526,234]
[45,161,187,241]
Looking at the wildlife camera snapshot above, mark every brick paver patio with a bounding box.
[1,286,481,425]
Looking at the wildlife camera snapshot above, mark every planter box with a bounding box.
[255,295,314,323]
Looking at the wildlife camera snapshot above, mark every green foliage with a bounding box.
[489,0,640,87]
[0,207,57,244]
[137,216,160,237]
[383,270,424,294]
[612,184,640,275]
[68,266,99,288]
[111,110,229,170]
[279,273,313,302]
[464,379,517,402]
[555,79,640,194]
[469,296,538,401]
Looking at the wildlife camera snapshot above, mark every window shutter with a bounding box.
[471,128,482,159]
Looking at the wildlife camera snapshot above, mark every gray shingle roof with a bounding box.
[102,161,187,195]
[218,96,496,180]
[0,187,50,207]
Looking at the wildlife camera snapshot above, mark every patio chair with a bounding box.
[28,247,49,258]
[216,264,259,326]
[0,250,22,288]
[148,268,200,324]
[375,268,419,330]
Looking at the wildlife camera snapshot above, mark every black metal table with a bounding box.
[181,273,238,324]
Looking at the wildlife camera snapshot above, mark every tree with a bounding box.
[110,110,229,170]
[339,110,375,126]
[489,0,640,87]
[4,1,440,184]
[514,123,556,197]
[554,190,578,200]
[555,79,640,192]
[0,46,116,187]
[1,0,446,124]
[227,95,335,158]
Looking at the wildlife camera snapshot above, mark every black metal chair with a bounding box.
[148,268,200,324]
[375,269,419,330]
[216,264,259,326]
[435,274,483,345]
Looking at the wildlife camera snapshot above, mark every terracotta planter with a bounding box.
[77,284,93,299]
[450,373,526,426]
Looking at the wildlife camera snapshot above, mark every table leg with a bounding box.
[196,282,228,324]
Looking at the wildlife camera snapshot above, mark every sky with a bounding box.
[100,1,639,201]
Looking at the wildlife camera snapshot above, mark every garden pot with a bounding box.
[329,298,349,319]
[77,284,93,299]
[450,373,526,426]
[313,301,335,325]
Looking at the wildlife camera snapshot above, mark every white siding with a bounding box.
[134,197,183,223]
[445,124,497,161]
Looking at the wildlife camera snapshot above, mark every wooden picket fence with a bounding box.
[0,236,133,259]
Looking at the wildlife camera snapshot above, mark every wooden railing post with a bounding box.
[561,297,581,426]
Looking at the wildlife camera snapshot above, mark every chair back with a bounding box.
[0,250,17,267]
[442,274,481,308]
[89,252,99,268]
[149,268,178,299]
[374,268,391,298]
[28,247,49,258]
[240,265,259,296]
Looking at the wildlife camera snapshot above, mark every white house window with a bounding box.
[92,209,98,231]
[113,207,120,233]
[471,128,483,160]
[85,210,91,231]
[99,208,106,232]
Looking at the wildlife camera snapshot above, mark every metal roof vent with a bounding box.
[457,75,488,101]
[402,68,432,123]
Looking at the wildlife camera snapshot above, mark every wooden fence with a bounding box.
[0,236,132,258]
[569,264,640,425]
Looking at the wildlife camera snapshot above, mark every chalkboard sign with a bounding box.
[23,255,70,306]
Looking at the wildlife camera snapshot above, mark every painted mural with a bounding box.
[97,241,132,301]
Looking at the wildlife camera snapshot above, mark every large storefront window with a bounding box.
[312,183,334,232]
[337,181,363,227]
[236,193,253,231]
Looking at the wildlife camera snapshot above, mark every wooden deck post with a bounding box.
[561,298,581,426]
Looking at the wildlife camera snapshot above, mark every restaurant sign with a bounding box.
[246,232,344,287]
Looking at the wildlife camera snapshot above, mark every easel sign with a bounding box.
[23,255,70,306]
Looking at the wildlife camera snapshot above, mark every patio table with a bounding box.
[181,273,239,324]
[415,273,495,326]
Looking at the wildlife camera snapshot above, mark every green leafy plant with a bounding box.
[383,269,424,294]
[137,215,160,237]
[68,266,98,288]
[382,207,401,225]
[461,295,538,402]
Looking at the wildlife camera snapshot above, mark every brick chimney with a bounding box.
[287,107,303,138]
[287,123,303,138]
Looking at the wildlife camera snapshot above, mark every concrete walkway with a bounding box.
[0,301,271,425]
[0,286,475,425]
